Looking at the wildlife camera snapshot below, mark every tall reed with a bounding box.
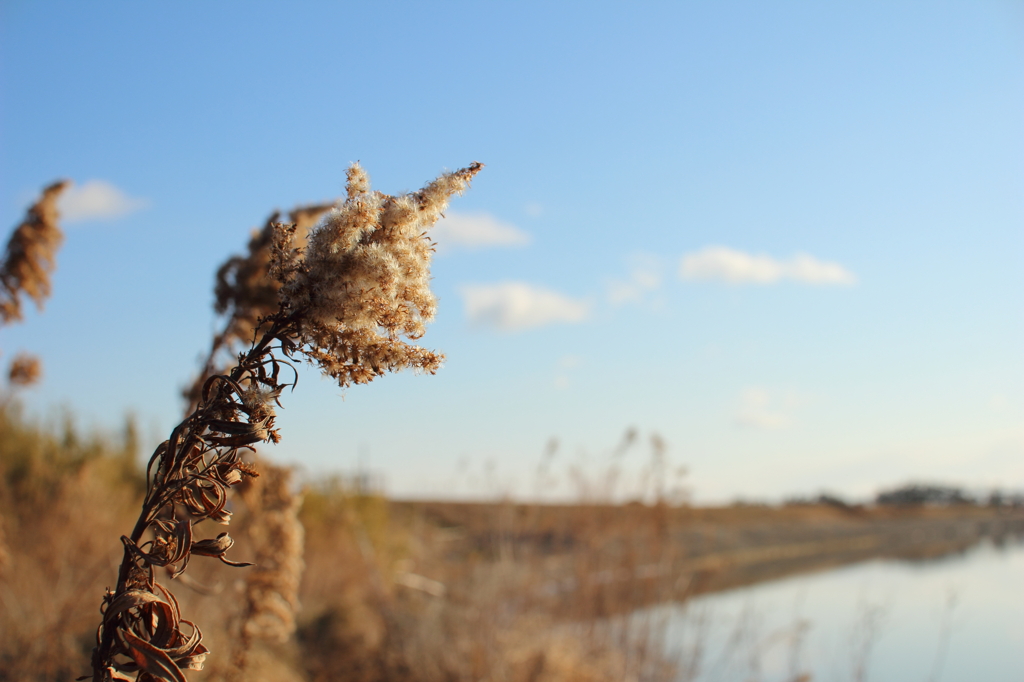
[0,180,67,325]
[0,180,68,388]
[88,162,482,682]
[227,459,305,680]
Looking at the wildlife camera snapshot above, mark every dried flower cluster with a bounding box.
[90,162,481,682]
[0,181,67,325]
[273,162,482,387]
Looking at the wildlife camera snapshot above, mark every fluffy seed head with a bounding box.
[275,162,483,387]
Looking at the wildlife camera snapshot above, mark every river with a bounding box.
[640,536,1024,682]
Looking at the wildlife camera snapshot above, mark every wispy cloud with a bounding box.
[608,253,663,305]
[680,246,856,285]
[432,211,530,251]
[735,387,796,431]
[460,282,590,332]
[59,180,149,223]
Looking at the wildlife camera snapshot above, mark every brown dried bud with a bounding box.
[191,532,253,568]
[7,352,42,386]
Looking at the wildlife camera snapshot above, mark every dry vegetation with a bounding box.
[2,404,1020,682]
[0,180,68,389]
[0,180,66,326]
[0,169,685,682]
[400,497,1024,599]
[82,162,493,682]
[2,175,1020,682]
[0,404,684,682]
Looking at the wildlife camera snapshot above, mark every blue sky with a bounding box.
[1,1,1021,502]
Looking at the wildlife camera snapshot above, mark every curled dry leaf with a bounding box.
[98,582,208,681]
[123,631,188,682]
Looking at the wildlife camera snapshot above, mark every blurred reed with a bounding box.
[0,180,68,389]
[0,180,67,326]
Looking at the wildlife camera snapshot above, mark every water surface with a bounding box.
[648,537,1024,682]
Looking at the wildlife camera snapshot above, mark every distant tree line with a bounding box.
[785,484,1024,509]
[875,483,1024,507]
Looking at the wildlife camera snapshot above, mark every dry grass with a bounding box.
[3,403,1020,681]
[294,479,682,682]
[7,352,43,387]
[0,405,682,682]
[0,405,142,681]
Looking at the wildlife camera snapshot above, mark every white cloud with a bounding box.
[680,246,856,285]
[608,253,663,305]
[59,180,149,223]
[735,387,794,431]
[460,282,590,332]
[431,211,530,251]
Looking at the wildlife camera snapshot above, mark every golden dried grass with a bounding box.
[0,406,684,682]
[0,405,142,680]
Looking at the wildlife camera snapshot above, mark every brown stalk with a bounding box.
[90,314,293,682]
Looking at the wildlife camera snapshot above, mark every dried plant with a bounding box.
[228,460,305,679]
[0,403,144,681]
[0,180,68,325]
[214,202,333,346]
[7,352,43,387]
[0,181,68,393]
[88,162,482,682]
[183,203,334,409]
[274,162,483,387]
